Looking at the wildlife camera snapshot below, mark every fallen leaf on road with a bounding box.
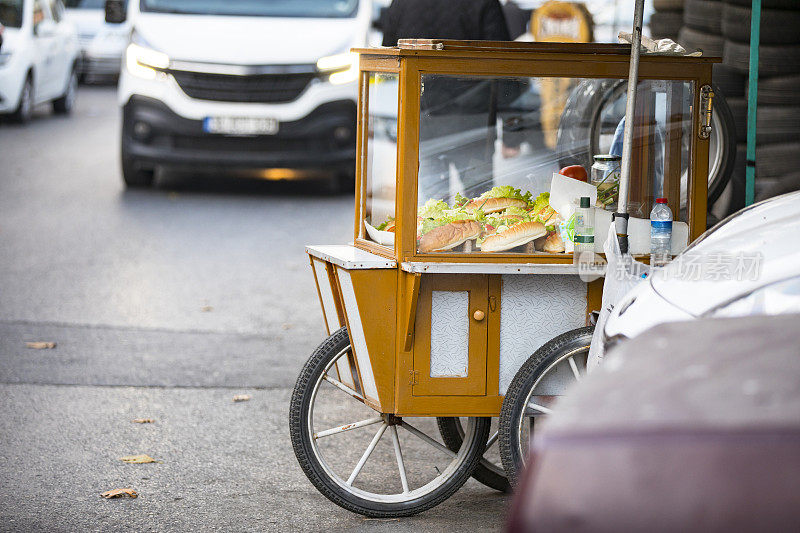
[101,488,138,499]
[232,394,251,402]
[132,418,154,424]
[119,454,161,464]
[281,323,292,330]
[201,306,213,312]
[26,342,56,349]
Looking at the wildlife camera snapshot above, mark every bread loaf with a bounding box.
[542,232,565,253]
[464,197,528,214]
[419,220,482,252]
[480,221,546,252]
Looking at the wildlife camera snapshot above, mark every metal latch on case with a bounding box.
[699,85,714,139]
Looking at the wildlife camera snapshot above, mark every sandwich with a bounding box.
[461,186,532,214]
[480,220,547,252]
[419,219,482,252]
[542,232,565,253]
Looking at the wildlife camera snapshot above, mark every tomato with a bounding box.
[559,165,588,182]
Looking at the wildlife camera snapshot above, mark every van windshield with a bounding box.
[140,0,359,18]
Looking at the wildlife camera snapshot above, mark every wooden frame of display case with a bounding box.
[352,41,715,265]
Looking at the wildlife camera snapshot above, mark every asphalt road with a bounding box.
[0,86,509,531]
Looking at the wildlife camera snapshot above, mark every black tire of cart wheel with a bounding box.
[722,4,800,45]
[683,0,723,33]
[498,326,594,487]
[723,40,800,76]
[678,26,724,57]
[437,417,511,493]
[555,79,737,205]
[289,327,492,518]
[649,11,684,38]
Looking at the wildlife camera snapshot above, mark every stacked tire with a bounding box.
[714,0,800,212]
[649,0,685,42]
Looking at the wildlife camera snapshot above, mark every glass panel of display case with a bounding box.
[362,71,399,247]
[415,74,693,255]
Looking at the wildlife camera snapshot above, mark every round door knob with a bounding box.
[473,310,485,321]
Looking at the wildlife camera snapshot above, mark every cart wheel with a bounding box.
[437,417,510,492]
[290,327,492,517]
[499,326,594,486]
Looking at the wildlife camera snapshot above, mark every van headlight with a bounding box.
[316,52,358,85]
[125,42,169,80]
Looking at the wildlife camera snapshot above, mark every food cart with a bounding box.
[290,39,716,517]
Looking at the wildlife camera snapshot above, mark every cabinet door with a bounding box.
[412,275,488,396]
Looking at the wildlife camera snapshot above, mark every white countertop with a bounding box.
[306,245,396,269]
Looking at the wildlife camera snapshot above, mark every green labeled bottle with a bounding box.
[573,196,595,259]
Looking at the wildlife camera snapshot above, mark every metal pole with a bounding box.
[745,0,761,206]
[614,0,646,253]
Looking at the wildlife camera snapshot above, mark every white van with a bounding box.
[64,0,129,79]
[107,0,372,188]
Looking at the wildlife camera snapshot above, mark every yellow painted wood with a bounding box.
[348,269,398,412]
[412,275,488,396]
[401,272,421,352]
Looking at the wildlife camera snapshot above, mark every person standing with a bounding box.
[381,0,510,47]
[381,0,511,203]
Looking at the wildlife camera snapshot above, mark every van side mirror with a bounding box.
[105,0,126,24]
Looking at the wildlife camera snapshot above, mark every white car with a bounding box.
[109,0,372,188]
[0,0,80,122]
[603,191,800,348]
[64,0,129,80]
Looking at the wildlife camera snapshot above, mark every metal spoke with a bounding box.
[568,356,582,382]
[389,425,409,493]
[400,421,456,458]
[323,373,365,402]
[485,431,499,450]
[527,401,553,415]
[313,417,383,440]
[346,423,388,486]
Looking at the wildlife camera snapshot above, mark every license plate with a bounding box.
[202,116,279,135]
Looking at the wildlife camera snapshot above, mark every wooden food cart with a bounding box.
[289,40,716,517]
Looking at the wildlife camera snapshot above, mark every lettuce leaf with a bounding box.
[478,185,532,204]
[376,217,394,231]
[532,192,550,213]
[418,199,449,219]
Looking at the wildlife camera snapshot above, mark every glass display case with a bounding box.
[354,40,714,262]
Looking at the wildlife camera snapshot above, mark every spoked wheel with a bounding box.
[499,326,594,486]
[290,327,491,517]
[437,417,510,492]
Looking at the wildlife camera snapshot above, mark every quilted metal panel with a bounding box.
[430,291,470,377]
[499,275,587,394]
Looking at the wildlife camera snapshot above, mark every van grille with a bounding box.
[170,70,316,103]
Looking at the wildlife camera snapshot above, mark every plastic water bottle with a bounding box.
[650,198,673,267]
[573,196,595,263]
